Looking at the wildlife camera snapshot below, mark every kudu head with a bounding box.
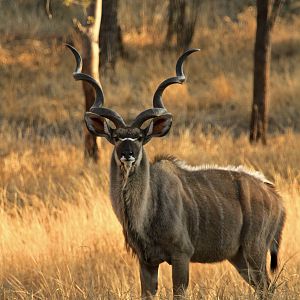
[67,45,199,170]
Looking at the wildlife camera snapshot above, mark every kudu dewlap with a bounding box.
[67,45,285,299]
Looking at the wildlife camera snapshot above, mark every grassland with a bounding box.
[0,1,300,299]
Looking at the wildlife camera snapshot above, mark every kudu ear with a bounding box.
[84,112,114,144]
[143,115,172,144]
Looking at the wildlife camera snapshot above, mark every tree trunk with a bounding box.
[79,0,102,161]
[250,0,284,144]
[44,0,53,19]
[176,0,187,49]
[250,0,270,145]
[100,0,124,69]
[164,0,200,50]
[165,1,176,45]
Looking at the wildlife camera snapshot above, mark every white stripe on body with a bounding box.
[174,160,273,185]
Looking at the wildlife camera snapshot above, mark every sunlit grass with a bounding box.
[0,2,299,299]
[0,125,300,299]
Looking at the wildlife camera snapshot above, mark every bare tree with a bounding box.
[74,0,102,160]
[250,0,285,144]
[36,0,52,19]
[44,0,53,19]
[99,0,124,69]
[165,0,200,50]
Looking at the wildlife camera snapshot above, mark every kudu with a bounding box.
[67,45,286,299]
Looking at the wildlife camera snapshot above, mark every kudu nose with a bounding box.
[120,151,135,162]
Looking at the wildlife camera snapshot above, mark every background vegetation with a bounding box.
[0,0,299,298]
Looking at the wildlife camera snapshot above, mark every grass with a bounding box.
[1,128,300,299]
[0,1,300,299]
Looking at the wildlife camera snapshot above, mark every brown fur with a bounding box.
[110,152,286,299]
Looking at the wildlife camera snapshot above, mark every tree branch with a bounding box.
[44,0,52,19]
[268,0,285,29]
[73,18,88,36]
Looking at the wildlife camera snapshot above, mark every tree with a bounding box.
[165,0,200,50]
[75,0,102,160]
[36,0,52,19]
[44,0,53,19]
[99,0,124,69]
[249,0,285,144]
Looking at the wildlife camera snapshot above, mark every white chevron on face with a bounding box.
[119,138,138,141]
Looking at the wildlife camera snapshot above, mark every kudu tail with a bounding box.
[270,210,286,273]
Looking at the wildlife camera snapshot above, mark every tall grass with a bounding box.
[1,127,300,299]
[0,1,300,299]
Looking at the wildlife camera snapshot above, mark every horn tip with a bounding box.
[187,48,201,54]
[65,43,81,58]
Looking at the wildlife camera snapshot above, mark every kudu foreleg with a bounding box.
[172,255,190,299]
[139,261,159,298]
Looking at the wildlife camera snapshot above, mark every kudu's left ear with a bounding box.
[143,114,172,144]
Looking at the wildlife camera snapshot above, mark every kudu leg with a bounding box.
[229,247,270,300]
[139,261,159,298]
[247,254,271,300]
[171,255,190,299]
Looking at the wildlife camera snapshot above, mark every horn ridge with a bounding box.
[66,44,104,108]
[66,44,82,73]
[88,108,126,128]
[132,48,199,127]
[153,48,200,108]
[175,48,200,78]
[131,108,169,128]
[67,44,126,128]
[153,77,183,109]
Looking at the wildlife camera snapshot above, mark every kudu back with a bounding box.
[67,45,285,299]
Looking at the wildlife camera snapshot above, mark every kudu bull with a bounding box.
[67,45,285,298]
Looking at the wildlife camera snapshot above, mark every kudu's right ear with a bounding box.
[85,112,114,144]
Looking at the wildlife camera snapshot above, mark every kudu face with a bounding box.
[86,115,172,171]
[112,120,171,170]
[66,45,199,165]
[113,128,144,169]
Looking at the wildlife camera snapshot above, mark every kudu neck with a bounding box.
[110,148,152,239]
[112,148,149,181]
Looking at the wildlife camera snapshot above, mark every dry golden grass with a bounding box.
[1,127,300,299]
[0,2,300,299]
